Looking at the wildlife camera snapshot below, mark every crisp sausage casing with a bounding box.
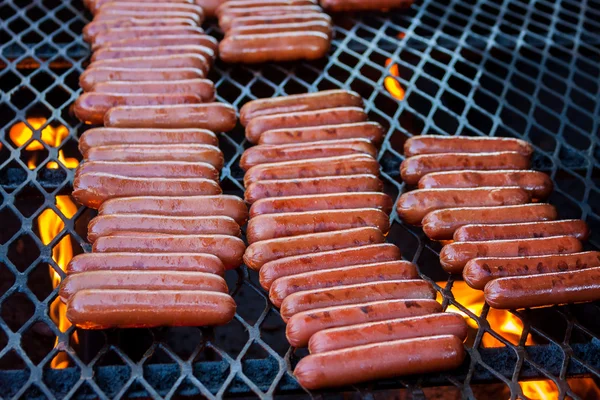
[226,20,332,38]
[454,219,589,242]
[75,161,219,180]
[258,121,384,146]
[404,135,533,157]
[89,53,210,73]
[92,79,215,100]
[320,0,413,12]
[92,45,215,63]
[219,5,323,30]
[227,13,331,31]
[80,67,204,92]
[91,26,205,49]
[83,18,197,42]
[216,0,317,17]
[97,35,217,52]
[93,11,203,25]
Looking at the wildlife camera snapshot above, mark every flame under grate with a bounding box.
[1,0,600,398]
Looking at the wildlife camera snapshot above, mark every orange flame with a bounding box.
[383,32,406,101]
[520,380,557,399]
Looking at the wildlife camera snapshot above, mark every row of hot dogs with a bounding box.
[396,136,600,309]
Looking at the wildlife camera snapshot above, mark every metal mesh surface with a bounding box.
[1,0,600,398]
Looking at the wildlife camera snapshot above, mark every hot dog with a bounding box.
[484,267,600,309]
[219,5,324,31]
[87,214,241,242]
[226,20,332,38]
[258,122,385,146]
[216,0,317,17]
[83,18,196,42]
[245,107,367,143]
[104,103,237,131]
[401,152,531,185]
[93,11,203,25]
[422,204,558,240]
[397,187,531,225]
[269,261,418,307]
[72,173,222,208]
[294,335,464,390]
[100,35,218,53]
[259,243,401,289]
[92,45,215,63]
[92,79,215,100]
[246,208,390,243]
[243,227,385,270]
[243,155,379,186]
[454,219,590,242]
[240,139,377,170]
[90,54,211,74]
[227,13,330,33]
[440,236,583,275]
[93,234,246,270]
[308,312,467,354]
[245,174,383,204]
[67,289,236,329]
[462,251,600,289]
[80,67,205,92]
[91,26,205,49]
[67,252,225,276]
[249,192,393,217]
[320,0,413,12]
[89,0,197,13]
[96,1,204,16]
[239,90,363,126]
[75,161,219,180]
[280,280,436,322]
[418,170,553,200]
[404,135,533,157]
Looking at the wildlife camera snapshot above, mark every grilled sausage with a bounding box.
[400,152,531,185]
[243,227,385,270]
[418,170,553,200]
[308,312,467,354]
[226,20,332,38]
[258,122,385,146]
[245,107,368,143]
[67,252,225,276]
[92,79,215,100]
[75,161,219,180]
[93,234,246,270]
[239,90,363,126]
[249,192,393,217]
[454,219,590,242]
[269,261,418,307]
[98,195,248,225]
[219,5,324,30]
[83,18,196,42]
[259,243,401,289]
[280,280,436,322]
[227,13,331,31]
[91,26,205,49]
[245,174,383,204]
[79,128,218,153]
[246,208,390,243]
[80,67,204,92]
[72,173,221,209]
[462,251,600,289]
[440,236,583,275]
[67,289,236,329]
[422,204,558,240]
[90,54,211,74]
[320,0,413,12]
[88,214,241,242]
[100,34,218,53]
[93,11,203,25]
[92,45,215,63]
[294,335,464,390]
[404,135,533,157]
[104,103,237,131]
[484,267,600,309]
[216,0,317,17]
[96,1,204,16]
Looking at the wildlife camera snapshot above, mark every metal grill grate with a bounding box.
[1,0,600,398]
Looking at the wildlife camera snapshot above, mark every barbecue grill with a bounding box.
[1,0,599,398]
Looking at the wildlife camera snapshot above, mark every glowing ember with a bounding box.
[520,380,558,399]
[384,59,406,101]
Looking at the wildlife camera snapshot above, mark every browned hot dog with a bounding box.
[93,11,202,25]
[401,152,531,185]
[216,0,317,17]
[79,67,204,92]
[227,13,331,31]
[83,18,196,42]
[454,219,590,242]
[92,79,215,101]
[75,161,219,180]
[226,20,332,38]
[90,54,211,74]
[397,187,531,225]
[462,251,600,289]
[67,289,235,329]
[91,26,205,49]
[102,34,217,52]
[258,122,385,146]
[440,236,583,275]
[320,0,413,12]
[91,45,215,63]
[404,135,533,157]
[89,0,196,12]
[422,204,558,240]
[243,227,385,270]
[96,1,204,16]
[219,5,323,31]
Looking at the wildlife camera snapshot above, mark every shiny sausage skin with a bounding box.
[239,90,363,126]
[226,20,332,38]
[259,243,401,290]
[418,170,553,200]
[258,122,385,146]
[83,18,196,42]
[101,35,218,53]
[441,236,583,275]
[79,128,217,153]
[454,220,589,242]
[243,155,379,186]
[404,135,533,157]
[308,312,467,354]
[90,54,210,74]
[104,103,237,132]
[245,174,383,204]
[243,227,385,271]
[240,139,377,170]
[72,173,221,209]
[91,26,205,49]
[67,289,235,329]
[250,192,393,218]
[484,267,600,309]
[422,204,558,240]
[73,93,202,125]
[87,215,241,242]
[269,261,418,307]
[93,11,202,25]
[245,107,367,143]
[219,5,323,31]
[60,271,227,302]
[401,152,531,185]
[92,79,214,101]
[67,252,225,276]
[462,251,600,289]
[320,0,413,12]
[93,234,246,270]
[75,161,219,180]
[99,195,248,225]
[227,13,331,31]
[89,0,196,13]
[294,335,464,390]
[92,45,215,63]
[97,1,204,16]
[280,280,436,322]
[246,208,390,244]
[80,67,204,92]
[216,0,317,17]
[397,187,530,226]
